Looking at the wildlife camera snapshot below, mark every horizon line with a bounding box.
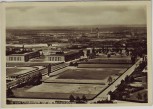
[6,24,147,30]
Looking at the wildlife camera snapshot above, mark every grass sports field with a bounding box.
[12,67,127,99]
[13,83,105,99]
[57,68,126,80]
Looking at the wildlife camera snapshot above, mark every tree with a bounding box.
[108,91,114,100]
[69,94,75,102]
[137,93,142,100]
[121,79,125,85]
[76,96,81,103]
[6,100,12,104]
[131,49,137,64]
[73,62,78,67]
[38,72,42,80]
[32,76,38,85]
[37,72,42,84]
[129,76,135,83]
[107,76,113,85]
[143,93,148,102]
[69,62,73,66]
[81,95,87,102]
[7,88,14,98]
[108,91,112,95]
[125,75,130,83]
[30,72,42,86]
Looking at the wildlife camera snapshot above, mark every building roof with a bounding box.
[47,50,80,57]
[7,51,39,56]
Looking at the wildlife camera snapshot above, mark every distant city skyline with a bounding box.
[6,4,146,29]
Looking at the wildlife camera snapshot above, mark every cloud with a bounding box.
[6,5,146,28]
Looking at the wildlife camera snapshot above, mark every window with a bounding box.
[58,57,60,61]
[55,57,57,61]
[52,57,54,61]
[9,57,11,61]
[17,57,20,61]
[11,57,13,61]
[14,57,16,61]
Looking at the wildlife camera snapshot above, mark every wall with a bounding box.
[6,56,25,62]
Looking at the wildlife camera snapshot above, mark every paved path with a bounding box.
[113,100,139,104]
[88,58,142,103]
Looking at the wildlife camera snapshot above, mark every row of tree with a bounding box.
[108,60,147,102]
[69,95,87,103]
[27,72,42,86]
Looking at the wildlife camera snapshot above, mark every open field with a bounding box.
[10,64,129,100]
[12,67,126,99]
[79,55,132,64]
[57,68,126,80]
[87,58,131,64]
[78,64,132,68]
[13,83,105,99]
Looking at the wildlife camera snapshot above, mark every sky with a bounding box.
[6,4,147,29]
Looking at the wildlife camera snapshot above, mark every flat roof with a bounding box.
[47,50,80,56]
[7,51,39,56]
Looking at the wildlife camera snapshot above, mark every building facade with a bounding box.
[46,55,65,62]
[45,50,84,63]
[6,51,40,62]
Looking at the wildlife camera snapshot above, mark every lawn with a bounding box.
[57,68,126,80]
[87,58,131,64]
[12,83,105,100]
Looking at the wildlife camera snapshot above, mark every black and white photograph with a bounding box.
[1,1,152,107]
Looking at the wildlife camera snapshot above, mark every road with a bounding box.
[88,58,142,103]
